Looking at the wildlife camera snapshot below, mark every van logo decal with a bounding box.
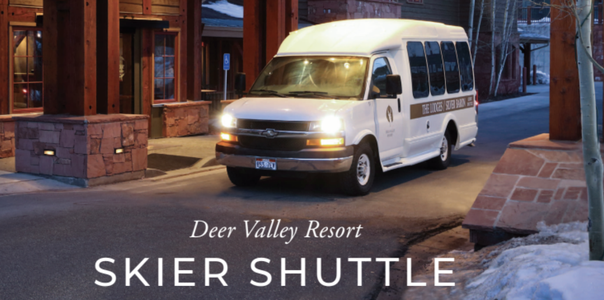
[410,96,474,119]
[261,129,279,139]
[386,106,394,123]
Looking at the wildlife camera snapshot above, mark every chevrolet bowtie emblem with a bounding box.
[261,129,279,139]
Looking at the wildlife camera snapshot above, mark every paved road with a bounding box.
[0,85,580,300]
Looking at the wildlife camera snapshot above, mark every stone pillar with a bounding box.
[462,134,591,246]
[14,115,148,187]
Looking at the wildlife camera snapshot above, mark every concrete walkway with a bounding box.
[0,171,77,195]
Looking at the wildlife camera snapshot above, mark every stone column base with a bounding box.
[14,114,149,187]
[462,134,593,246]
[162,101,211,137]
[0,115,16,158]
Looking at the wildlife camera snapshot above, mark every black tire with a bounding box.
[339,142,376,196]
[227,167,261,186]
[430,131,452,170]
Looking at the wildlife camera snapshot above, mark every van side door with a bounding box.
[370,55,404,162]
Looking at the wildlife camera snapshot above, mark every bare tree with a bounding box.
[489,0,497,96]
[494,0,518,96]
[473,0,486,65]
[573,0,604,261]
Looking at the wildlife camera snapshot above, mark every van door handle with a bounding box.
[397,98,401,113]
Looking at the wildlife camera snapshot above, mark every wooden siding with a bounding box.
[152,0,179,15]
[400,0,462,27]
[8,0,42,7]
[120,0,144,14]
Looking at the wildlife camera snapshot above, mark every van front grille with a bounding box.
[238,136,306,152]
[238,119,310,132]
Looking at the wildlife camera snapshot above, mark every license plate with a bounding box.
[255,158,277,170]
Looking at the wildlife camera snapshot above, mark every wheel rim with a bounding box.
[357,154,371,186]
[440,136,449,161]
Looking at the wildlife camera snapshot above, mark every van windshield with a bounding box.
[249,56,369,100]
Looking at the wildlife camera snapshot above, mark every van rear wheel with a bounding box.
[430,131,452,170]
[340,143,375,196]
[227,167,261,186]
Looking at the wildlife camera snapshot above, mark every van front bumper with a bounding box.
[215,142,354,173]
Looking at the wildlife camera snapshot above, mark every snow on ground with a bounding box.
[202,0,243,19]
[403,222,604,300]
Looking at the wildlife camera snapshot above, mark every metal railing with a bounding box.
[518,6,551,24]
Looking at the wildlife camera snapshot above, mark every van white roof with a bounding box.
[277,18,468,57]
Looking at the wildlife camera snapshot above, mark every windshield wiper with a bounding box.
[287,91,331,98]
[248,90,287,97]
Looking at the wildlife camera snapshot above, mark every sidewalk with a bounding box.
[0,171,78,195]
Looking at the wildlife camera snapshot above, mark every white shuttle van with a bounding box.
[216,19,478,195]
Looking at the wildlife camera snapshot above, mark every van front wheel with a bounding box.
[340,143,375,196]
[227,167,261,186]
[430,131,452,170]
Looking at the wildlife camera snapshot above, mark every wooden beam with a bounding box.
[97,0,120,114]
[143,0,152,15]
[285,0,298,35]
[44,0,97,116]
[243,0,264,90]
[0,1,8,114]
[549,0,581,141]
[265,0,286,63]
[186,0,202,101]
[43,0,60,114]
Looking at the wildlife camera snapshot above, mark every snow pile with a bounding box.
[202,0,243,19]
[464,222,604,300]
[403,222,604,300]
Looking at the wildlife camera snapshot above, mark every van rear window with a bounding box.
[425,42,445,96]
[456,42,474,92]
[407,42,429,99]
[441,42,460,94]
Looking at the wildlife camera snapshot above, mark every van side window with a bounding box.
[407,42,429,98]
[456,42,474,91]
[441,42,460,94]
[425,42,445,96]
[371,57,393,98]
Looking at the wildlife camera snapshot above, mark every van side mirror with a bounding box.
[385,75,402,96]
[235,73,246,97]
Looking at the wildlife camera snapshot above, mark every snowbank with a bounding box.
[403,222,604,300]
[464,222,604,300]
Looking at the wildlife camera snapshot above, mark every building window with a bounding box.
[154,33,178,103]
[12,29,43,112]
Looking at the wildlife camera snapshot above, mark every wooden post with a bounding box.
[97,0,120,114]
[266,0,286,63]
[523,67,527,93]
[523,43,532,84]
[533,64,537,85]
[243,0,265,90]
[550,0,581,141]
[44,0,97,116]
[187,0,202,101]
[527,6,532,25]
[0,1,8,114]
[285,0,299,35]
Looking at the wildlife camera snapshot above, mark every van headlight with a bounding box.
[310,116,343,133]
[221,114,237,128]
